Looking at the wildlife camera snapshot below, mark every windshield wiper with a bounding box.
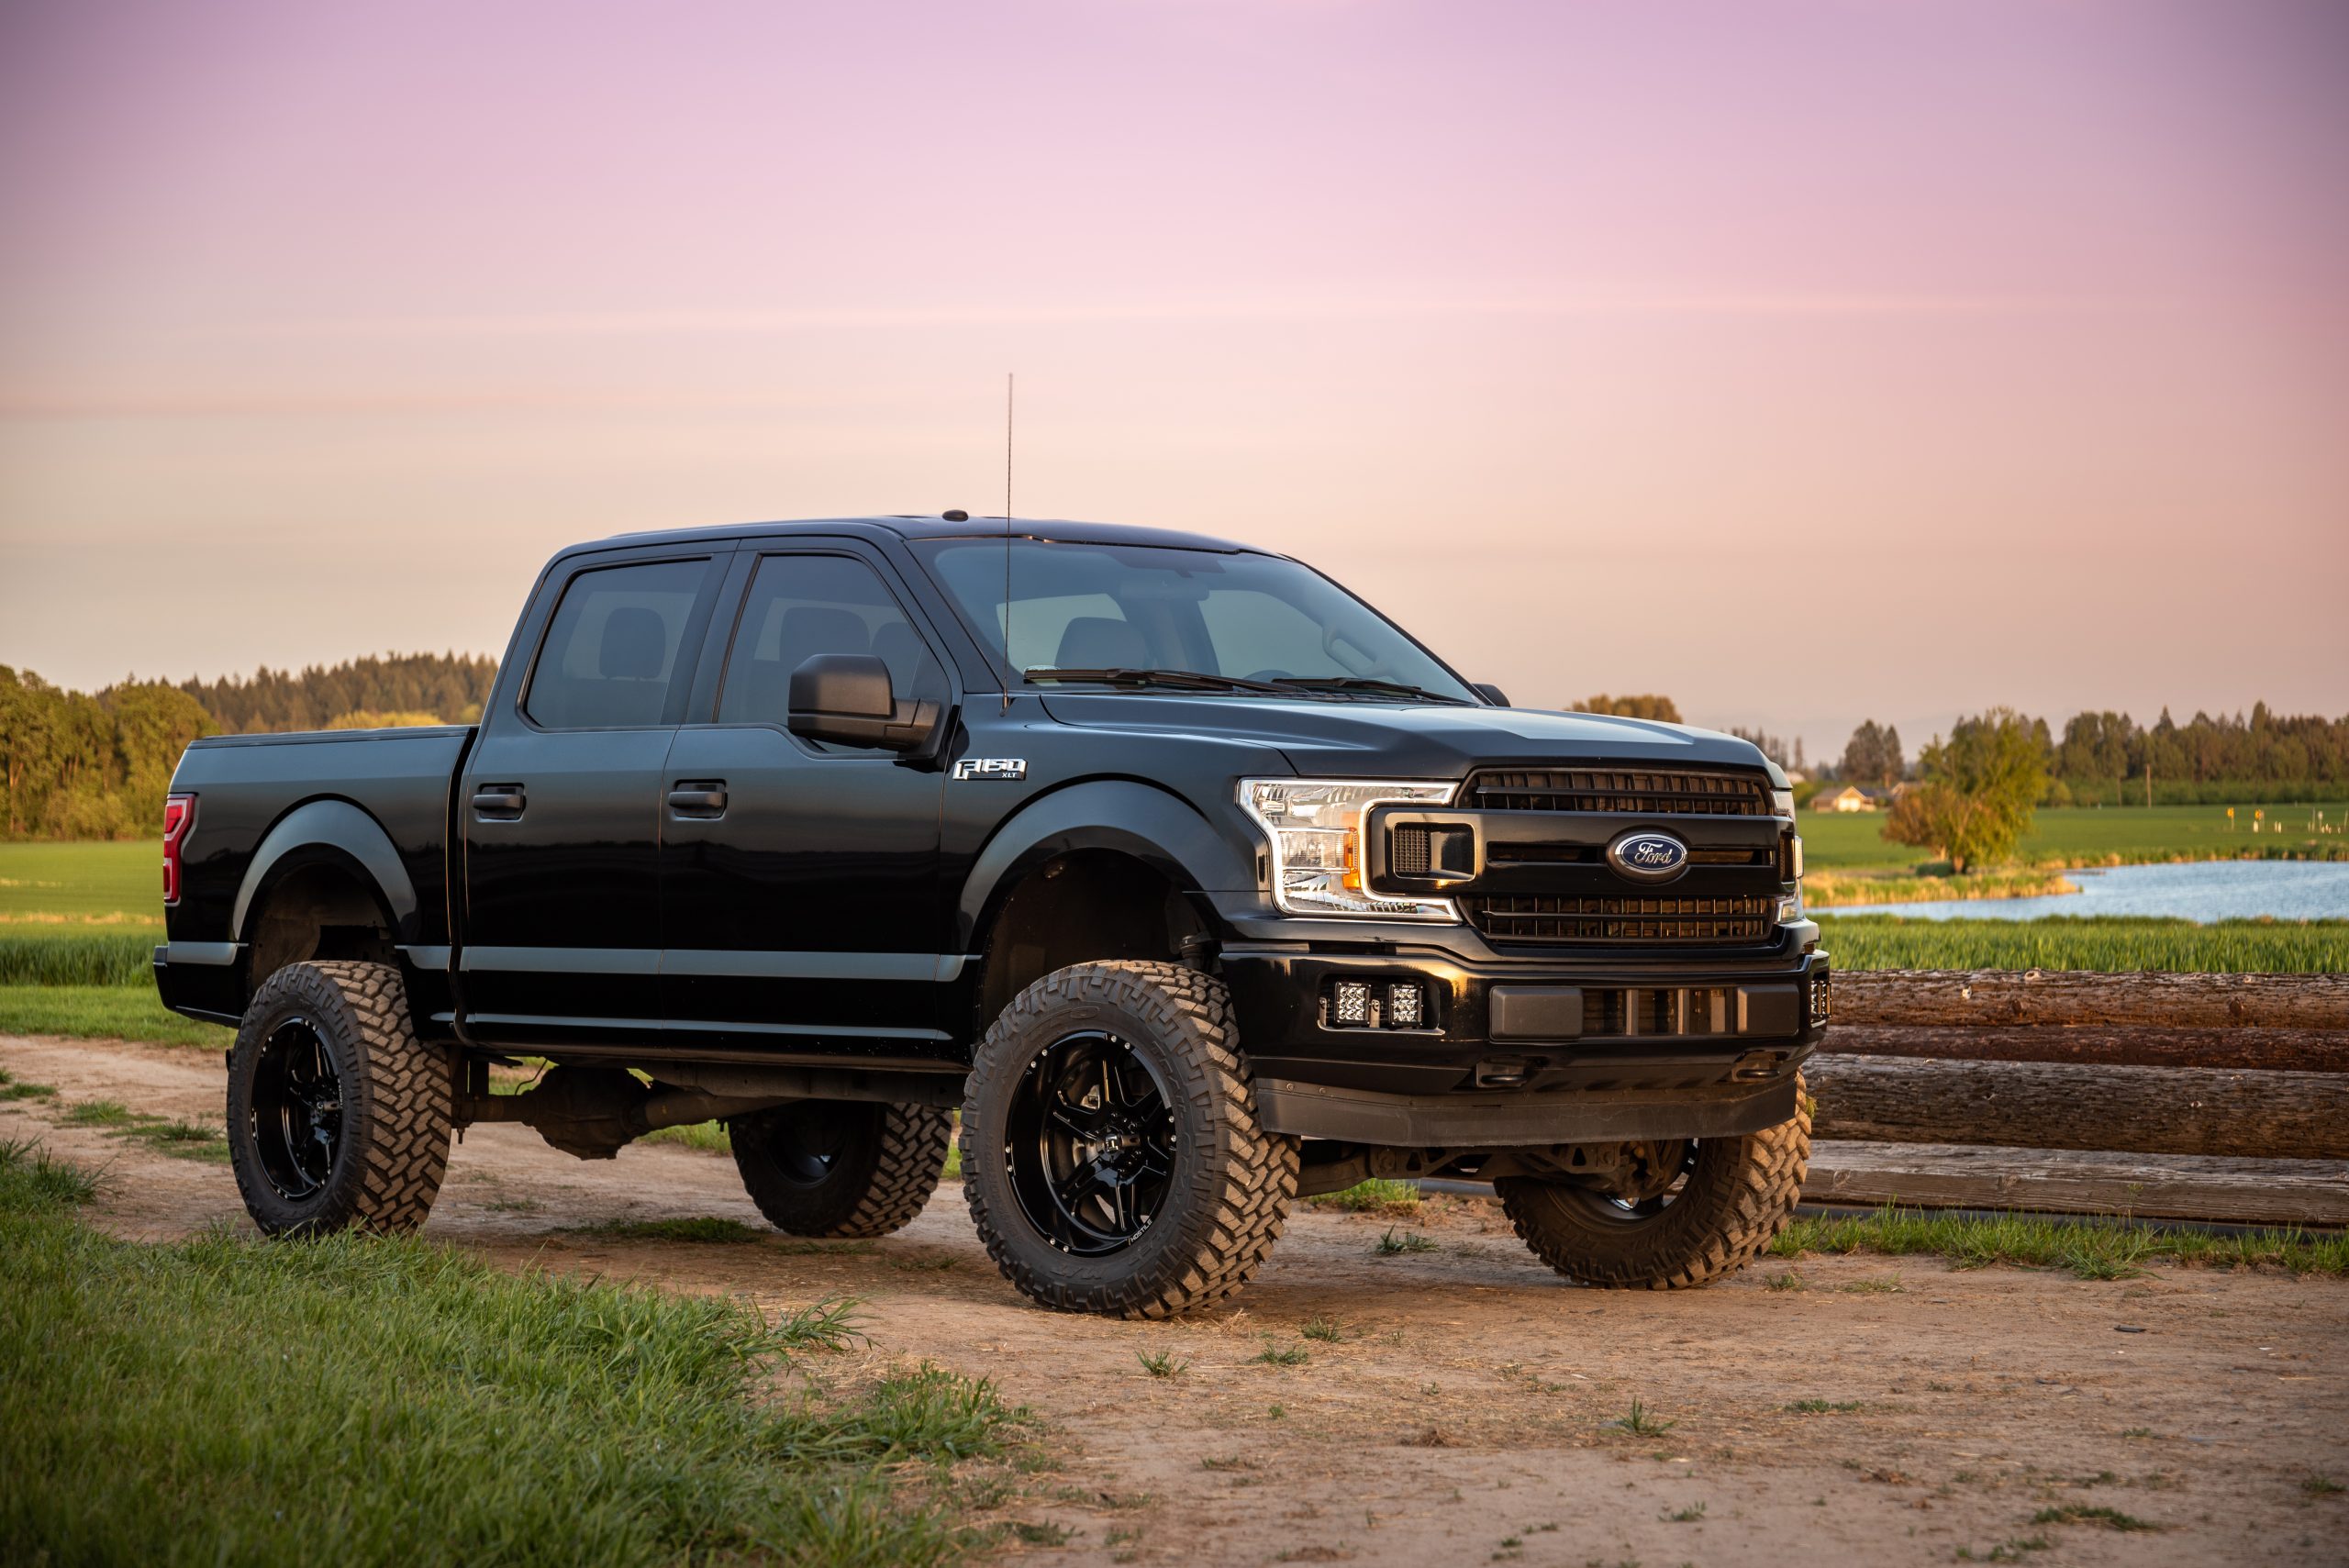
[1022,667,1292,695]
[1266,676,1473,705]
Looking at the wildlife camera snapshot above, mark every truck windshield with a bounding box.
[912,539,1477,702]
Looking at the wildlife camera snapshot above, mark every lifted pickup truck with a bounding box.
[159,515,1826,1316]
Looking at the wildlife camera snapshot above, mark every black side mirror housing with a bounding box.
[1473,683,1511,707]
[786,653,941,752]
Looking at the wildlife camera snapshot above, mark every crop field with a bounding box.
[1798,800,2349,872]
[0,840,164,935]
[1812,914,2349,973]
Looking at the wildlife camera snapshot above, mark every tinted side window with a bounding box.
[718,554,943,727]
[524,559,709,728]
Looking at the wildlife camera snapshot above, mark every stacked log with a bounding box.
[1803,970,2349,1225]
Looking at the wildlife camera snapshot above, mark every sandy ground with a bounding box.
[6,1030,2345,1568]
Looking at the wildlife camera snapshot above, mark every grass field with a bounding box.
[1774,1203,2349,1279]
[1812,915,2349,973]
[0,840,165,933]
[1798,800,2349,872]
[0,1137,1032,1566]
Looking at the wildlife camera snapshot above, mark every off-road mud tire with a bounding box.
[227,960,452,1237]
[961,960,1298,1318]
[1496,1078,1811,1289]
[731,1100,954,1238]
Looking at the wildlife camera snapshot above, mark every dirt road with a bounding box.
[6,1030,2344,1567]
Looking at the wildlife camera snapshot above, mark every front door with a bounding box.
[659,547,954,1056]
[458,550,727,1045]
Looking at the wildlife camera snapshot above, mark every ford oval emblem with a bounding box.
[1608,829,1690,884]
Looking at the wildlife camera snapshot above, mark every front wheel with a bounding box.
[1496,1081,1811,1290]
[961,961,1297,1318]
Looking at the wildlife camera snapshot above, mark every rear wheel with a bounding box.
[961,961,1297,1318]
[1496,1081,1810,1289]
[226,960,452,1237]
[730,1099,952,1238]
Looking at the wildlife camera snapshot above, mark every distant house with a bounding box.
[1812,784,1881,813]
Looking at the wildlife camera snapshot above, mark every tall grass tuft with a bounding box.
[0,933,159,986]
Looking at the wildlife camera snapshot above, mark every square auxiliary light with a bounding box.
[1331,979,1372,1026]
[1386,981,1425,1029]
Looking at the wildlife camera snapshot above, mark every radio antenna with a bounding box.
[1001,372,1014,713]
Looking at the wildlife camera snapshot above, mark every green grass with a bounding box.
[1135,1350,1188,1378]
[1814,914,2349,973]
[0,840,166,930]
[111,1118,229,1162]
[1610,1397,1674,1437]
[0,1136,1027,1568]
[1798,802,2349,873]
[0,931,159,984]
[2031,1505,2160,1531]
[0,1072,57,1101]
[1374,1227,1437,1255]
[639,1120,733,1154]
[1251,1340,1310,1368]
[0,984,233,1047]
[1775,1204,2349,1278]
[1306,1176,1419,1213]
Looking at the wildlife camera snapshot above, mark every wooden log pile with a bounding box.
[1804,970,2349,1225]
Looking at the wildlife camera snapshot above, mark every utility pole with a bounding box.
[2144,762,2153,809]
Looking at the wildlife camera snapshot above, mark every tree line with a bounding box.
[1,653,495,840]
[1821,706,2349,804]
[179,652,496,734]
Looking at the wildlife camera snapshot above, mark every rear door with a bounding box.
[658,544,955,1055]
[457,547,729,1045]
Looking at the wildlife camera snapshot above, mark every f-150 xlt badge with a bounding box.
[952,757,1028,781]
[1607,829,1689,883]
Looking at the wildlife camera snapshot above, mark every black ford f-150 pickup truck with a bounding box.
[158,514,1827,1317]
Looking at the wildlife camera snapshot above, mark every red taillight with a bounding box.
[162,794,195,906]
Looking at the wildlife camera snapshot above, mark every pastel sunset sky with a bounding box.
[3,0,2343,755]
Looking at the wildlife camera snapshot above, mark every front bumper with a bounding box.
[1219,926,1827,1147]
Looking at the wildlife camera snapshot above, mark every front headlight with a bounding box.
[1238,778,1460,920]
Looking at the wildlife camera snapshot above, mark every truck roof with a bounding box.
[573,515,1258,557]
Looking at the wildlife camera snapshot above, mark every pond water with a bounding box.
[1814,858,2349,922]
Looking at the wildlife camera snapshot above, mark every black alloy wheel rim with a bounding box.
[1588,1140,1700,1222]
[1006,1030,1178,1256]
[250,1016,344,1201]
[764,1102,851,1186]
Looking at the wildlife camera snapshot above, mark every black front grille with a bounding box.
[1465,894,1777,945]
[1471,768,1771,816]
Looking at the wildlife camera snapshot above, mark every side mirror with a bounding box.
[1473,683,1511,707]
[787,654,940,752]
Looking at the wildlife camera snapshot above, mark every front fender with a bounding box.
[233,798,420,944]
[953,778,1258,951]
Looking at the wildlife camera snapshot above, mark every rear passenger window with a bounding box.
[524,559,708,728]
[718,554,943,728]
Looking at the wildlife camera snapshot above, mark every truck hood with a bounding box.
[1035,693,1779,782]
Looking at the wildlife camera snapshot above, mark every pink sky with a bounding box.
[3,0,2343,756]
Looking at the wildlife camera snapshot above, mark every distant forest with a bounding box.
[179,652,497,733]
[1,654,495,840]
[1805,706,2349,806]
